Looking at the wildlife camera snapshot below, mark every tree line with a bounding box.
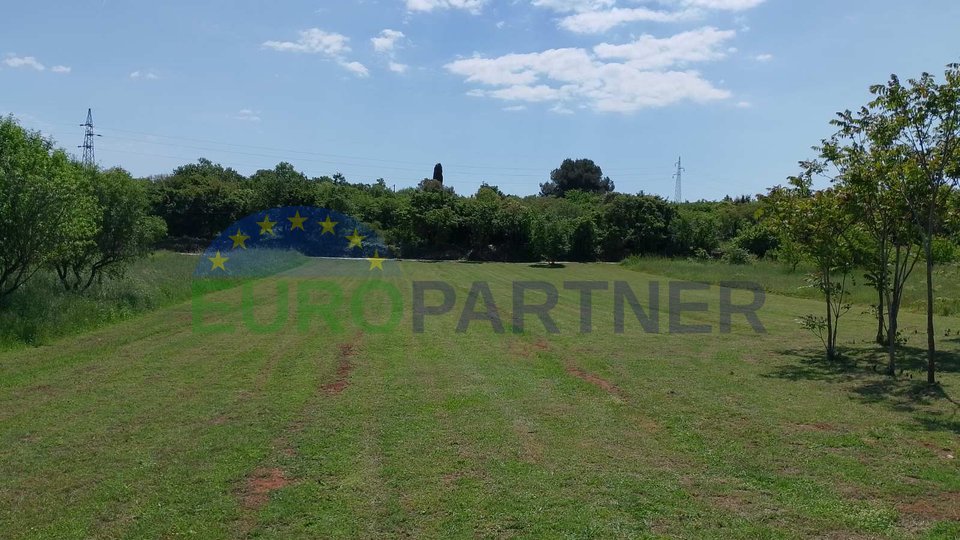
[145,156,771,264]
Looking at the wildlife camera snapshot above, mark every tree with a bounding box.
[766,175,856,361]
[824,111,925,374]
[149,158,251,240]
[540,158,614,197]
[867,63,960,384]
[530,216,571,266]
[599,194,675,259]
[433,163,443,184]
[0,116,96,299]
[250,162,313,209]
[53,168,167,291]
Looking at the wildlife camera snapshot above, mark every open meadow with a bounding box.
[1,258,958,539]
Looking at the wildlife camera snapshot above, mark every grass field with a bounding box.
[1,259,958,538]
[623,256,960,317]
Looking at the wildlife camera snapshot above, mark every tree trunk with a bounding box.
[825,274,834,361]
[925,231,936,384]
[887,297,898,376]
[876,287,886,345]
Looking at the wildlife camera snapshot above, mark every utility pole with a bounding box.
[79,108,100,168]
[673,156,684,204]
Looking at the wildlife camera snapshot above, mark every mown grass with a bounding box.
[623,255,960,317]
[1,260,957,538]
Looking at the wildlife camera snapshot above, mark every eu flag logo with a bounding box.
[194,207,397,278]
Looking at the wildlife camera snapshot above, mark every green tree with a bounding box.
[824,111,925,374]
[53,168,167,291]
[766,175,856,361]
[866,63,960,383]
[540,159,614,197]
[530,216,571,266]
[149,158,251,240]
[0,116,96,299]
[599,194,675,259]
[250,162,313,209]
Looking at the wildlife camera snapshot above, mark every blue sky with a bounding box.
[3,0,959,199]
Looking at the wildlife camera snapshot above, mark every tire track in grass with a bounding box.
[235,330,364,535]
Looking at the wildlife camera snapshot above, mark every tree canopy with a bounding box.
[540,159,615,197]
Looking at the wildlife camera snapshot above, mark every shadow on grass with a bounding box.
[765,345,960,435]
[529,263,567,269]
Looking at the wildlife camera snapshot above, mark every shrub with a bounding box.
[721,246,754,265]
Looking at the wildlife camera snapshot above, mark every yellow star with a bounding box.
[319,215,339,235]
[208,251,229,272]
[228,229,250,249]
[346,228,365,249]
[367,250,385,271]
[288,211,307,231]
[257,215,276,236]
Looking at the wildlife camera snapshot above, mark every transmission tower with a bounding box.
[79,108,100,167]
[673,156,684,203]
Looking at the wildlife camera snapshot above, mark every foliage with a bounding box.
[529,215,571,265]
[850,62,960,383]
[0,116,97,300]
[52,168,167,291]
[765,175,856,361]
[721,246,753,265]
[540,158,614,197]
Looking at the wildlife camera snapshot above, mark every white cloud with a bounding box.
[560,7,695,33]
[4,55,45,71]
[685,0,765,9]
[233,109,262,122]
[372,29,405,53]
[263,28,351,56]
[503,105,527,111]
[531,0,615,12]
[129,70,159,80]
[340,61,370,77]
[754,53,773,62]
[372,29,411,73]
[446,27,735,113]
[735,100,752,108]
[533,0,766,34]
[263,28,369,77]
[593,27,735,68]
[51,65,71,74]
[405,0,487,14]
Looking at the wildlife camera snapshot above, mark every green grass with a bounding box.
[623,255,960,316]
[0,252,199,349]
[0,250,307,351]
[1,260,958,538]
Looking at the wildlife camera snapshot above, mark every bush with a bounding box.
[930,237,959,265]
[721,246,754,265]
[732,223,779,258]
